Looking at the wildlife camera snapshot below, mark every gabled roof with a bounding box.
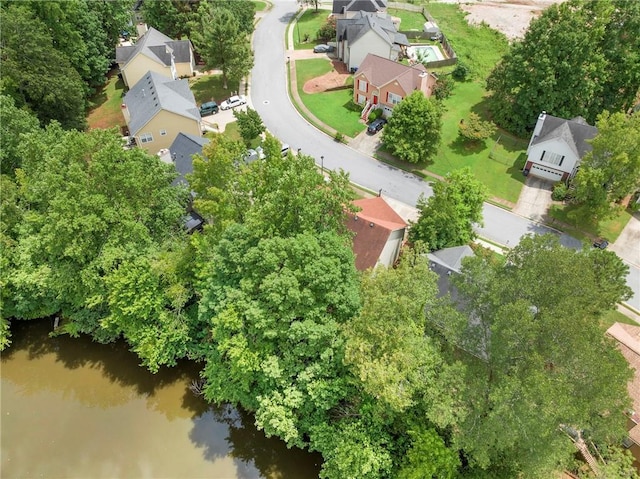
[116,27,192,67]
[337,11,409,48]
[124,71,200,135]
[332,0,387,14]
[355,53,432,94]
[427,245,474,273]
[168,132,210,186]
[531,114,598,160]
[347,197,407,270]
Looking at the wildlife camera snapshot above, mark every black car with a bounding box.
[199,101,219,116]
[367,118,386,135]
[592,238,609,249]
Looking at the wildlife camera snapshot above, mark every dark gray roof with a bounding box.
[124,71,200,135]
[427,245,474,274]
[531,114,598,160]
[337,11,408,47]
[116,27,192,67]
[168,132,210,186]
[332,0,387,14]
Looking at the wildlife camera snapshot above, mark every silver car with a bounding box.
[220,95,247,110]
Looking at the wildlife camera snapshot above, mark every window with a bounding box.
[159,129,167,136]
[388,92,402,105]
[541,150,564,166]
[357,93,366,105]
[140,132,154,144]
[358,79,367,92]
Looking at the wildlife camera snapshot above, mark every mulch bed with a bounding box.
[302,60,351,93]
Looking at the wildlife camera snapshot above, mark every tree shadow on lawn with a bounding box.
[448,135,487,156]
[505,152,527,182]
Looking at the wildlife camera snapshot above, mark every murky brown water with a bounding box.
[1,319,321,479]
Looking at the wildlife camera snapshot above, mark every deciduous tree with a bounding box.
[0,94,40,175]
[486,0,639,136]
[381,91,443,163]
[449,234,633,477]
[573,111,640,219]
[458,112,496,143]
[409,168,487,250]
[233,107,265,146]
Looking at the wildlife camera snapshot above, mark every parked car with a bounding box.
[243,146,265,163]
[313,44,334,53]
[220,95,247,110]
[367,118,386,135]
[281,144,290,157]
[199,101,219,116]
[592,238,609,249]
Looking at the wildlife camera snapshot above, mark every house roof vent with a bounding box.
[369,222,374,227]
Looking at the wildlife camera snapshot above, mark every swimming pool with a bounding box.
[407,45,445,63]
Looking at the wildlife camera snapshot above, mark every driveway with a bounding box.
[512,176,554,222]
[611,212,640,267]
[200,104,248,133]
[348,130,381,157]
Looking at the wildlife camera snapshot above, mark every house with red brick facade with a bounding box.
[353,53,437,119]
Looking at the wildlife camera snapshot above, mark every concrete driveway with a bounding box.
[200,104,248,133]
[611,212,640,267]
[513,176,554,222]
[348,129,381,157]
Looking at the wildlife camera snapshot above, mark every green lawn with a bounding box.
[599,308,638,330]
[252,0,267,12]
[86,69,126,130]
[548,204,633,243]
[296,58,365,138]
[294,8,332,49]
[388,7,426,31]
[189,74,235,106]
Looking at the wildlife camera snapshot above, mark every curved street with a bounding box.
[250,1,639,312]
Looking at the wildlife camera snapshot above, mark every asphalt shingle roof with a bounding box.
[116,27,192,67]
[332,0,387,14]
[124,71,200,136]
[355,54,433,95]
[427,245,475,274]
[531,114,598,160]
[168,132,210,186]
[337,11,408,47]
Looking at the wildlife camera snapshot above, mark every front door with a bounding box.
[372,94,378,105]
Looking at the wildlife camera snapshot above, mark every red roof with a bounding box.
[347,197,407,270]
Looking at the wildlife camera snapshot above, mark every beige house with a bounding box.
[354,53,437,119]
[346,196,407,270]
[336,11,409,72]
[116,27,195,88]
[122,71,201,154]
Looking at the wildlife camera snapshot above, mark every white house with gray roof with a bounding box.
[336,11,409,71]
[524,111,598,182]
[122,71,201,154]
[116,27,195,88]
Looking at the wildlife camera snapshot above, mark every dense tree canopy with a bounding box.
[190,1,254,90]
[381,91,443,163]
[0,94,40,176]
[573,111,640,219]
[1,125,186,342]
[486,0,640,136]
[409,168,487,250]
[449,234,632,477]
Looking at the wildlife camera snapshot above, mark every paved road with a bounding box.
[250,1,639,311]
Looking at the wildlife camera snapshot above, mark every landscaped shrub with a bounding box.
[368,108,383,121]
[433,75,455,100]
[316,17,336,42]
[452,62,470,81]
[334,131,345,143]
[552,182,568,201]
[458,113,496,143]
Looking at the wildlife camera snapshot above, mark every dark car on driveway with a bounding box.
[367,118,386,135]
[593,238,609,249]
[199,101,219,116]
[313,44,335,53]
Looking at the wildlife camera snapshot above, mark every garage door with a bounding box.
[530,164,563,182]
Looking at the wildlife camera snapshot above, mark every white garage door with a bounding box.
[530,164,563,182]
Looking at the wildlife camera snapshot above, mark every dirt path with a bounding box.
[302,60,351,93]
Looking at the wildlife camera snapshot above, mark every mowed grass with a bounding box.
[86,69,126,130]
[296,58,365,138]
[252,0,267,12]
[388,7,426,31]
[189,74,235,105]
[548,204,633,243]
[294,8,332,49]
